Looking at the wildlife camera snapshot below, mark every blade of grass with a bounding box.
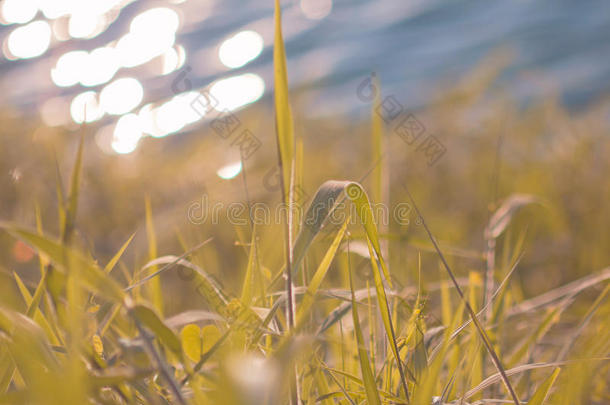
[240,224,259,306]
[526,368,560,405]
[346,238,382,405]
[295,217,349,328]
[555,284,609,362]
[104,233,135,274]
[402,182,521,405]
[1,225,125,304]
[273,4,298,402]
[145,198,163,317]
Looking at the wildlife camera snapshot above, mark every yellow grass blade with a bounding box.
[273,0,294,197]
[240,225,259,306]
[346,242,382,405]
[295,217,349,328]
[145,197,163,316]
[526,368,560,405]
[104,233,136,274]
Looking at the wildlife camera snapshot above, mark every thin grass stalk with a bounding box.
[133,318,186,405]
[402,183,521,405]
[484,237,496,322]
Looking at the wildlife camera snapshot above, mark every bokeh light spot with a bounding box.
[1,0,38,25]
[100,77,144,115]
[217,161,243,180]
[218,30,264,69]
[70,91,104,123]
[210,73,265,111]
[300,0,333,20]
[112,113,143,154]
[6,20,51,59]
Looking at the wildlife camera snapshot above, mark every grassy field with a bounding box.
[0,2,609,404]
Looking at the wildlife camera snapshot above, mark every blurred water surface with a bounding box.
[1,0,609,153]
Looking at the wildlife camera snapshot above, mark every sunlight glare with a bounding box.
[161,45,186,75]
[1,0,39,25]
[117,7,179,68]
[112,113,142,154]
[70,91,104,123]
[217,161,243,180]
[80,47,120,87]
[51,50,87,87]
[218,30,264,69]
[7,20,51,59]
[209,73,265,111]
[40,97,70,127]
[100,77,144,115]
[69,11,105,39]
[300,0,333,20]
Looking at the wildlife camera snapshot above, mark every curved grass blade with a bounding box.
[485,194,540,240]
[463,362,566,401]
[0,309,59,383]
[136,255,229,317]
[292,180,348,275]
[290,180,409,396]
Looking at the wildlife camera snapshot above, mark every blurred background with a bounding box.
[1,0,609,314]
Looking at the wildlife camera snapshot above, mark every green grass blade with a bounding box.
[292,180,349,275]
[145,198,163,317]
[526,368,560,405]
[104,233,135,274]
[240,225,259,306]
[403,183,522,405]
[346,241,382,405]
[364,238,410,399]
[62,131,85,244]
[370,74,383,205]
[131,304,181,356]
[295,217,349,328]
[11,272,58,345]
[273,0,294,196]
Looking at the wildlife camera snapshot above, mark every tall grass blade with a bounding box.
[346,240,382,405]
[402,183,521,405]
[273,0,294,195]
[145,198,163,316]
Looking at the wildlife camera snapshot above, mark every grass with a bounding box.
[0,2,609,404]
